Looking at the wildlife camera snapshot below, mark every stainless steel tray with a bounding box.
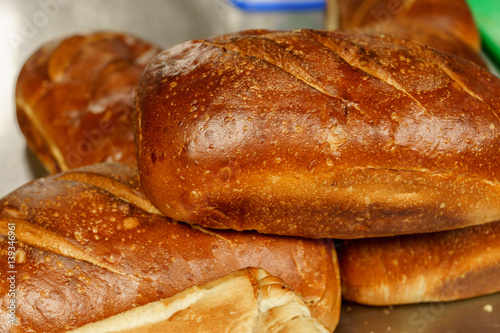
[1,1,498,332]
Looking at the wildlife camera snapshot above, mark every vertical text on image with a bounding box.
[6,222,17,325]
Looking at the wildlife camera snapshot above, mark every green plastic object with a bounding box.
[466,0,500,69]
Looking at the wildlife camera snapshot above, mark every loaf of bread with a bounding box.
[331,0,485,67]
[338,220,500,305]
[15,32,160,174]
[136,28,500,239]
[69,267,331,333]
[326,0,500,307]
[0,163,340,332]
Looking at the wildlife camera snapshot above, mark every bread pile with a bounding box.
[3,0,500,331]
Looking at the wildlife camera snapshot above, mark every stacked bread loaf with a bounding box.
[3,0,500,331]
[15,32,161,173]
[135,27,500,239]
[0,163,340,332]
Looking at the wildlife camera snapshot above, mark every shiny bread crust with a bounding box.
[15,32,161,174]
[338,221,500,305]
[0,163,340,332]
[136,29,500,239]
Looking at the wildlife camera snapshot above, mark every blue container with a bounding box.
[230,0,326,11]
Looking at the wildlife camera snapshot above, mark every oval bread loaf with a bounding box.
[0,163,340,332]
[337,220,500,305]
[136,29,500,239]
[15,32,160,174]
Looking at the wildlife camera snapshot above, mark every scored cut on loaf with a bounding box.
[0,163,340,333]
[136,28,500,239]
[15,32,161,174]
[337,220,500,305]
[69,267,331,333]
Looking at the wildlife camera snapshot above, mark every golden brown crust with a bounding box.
[69,268,331,333]
[136,29,500,239]
[337,221,500,305]
[15,32,161,174]
[0,163,340,333]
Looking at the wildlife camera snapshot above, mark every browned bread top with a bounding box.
[338,220,500,305]
[0,163,340,332]
[15,32,161,174]
[136,29,500,239]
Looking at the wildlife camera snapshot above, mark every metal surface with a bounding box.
[0,1,499,332]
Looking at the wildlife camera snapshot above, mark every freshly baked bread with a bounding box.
[136,29,500,239]
[69,267,331,333]
[334,0,481,51]
[0,163,340,333]
[15,32,160,174]
[337,220,500,305]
